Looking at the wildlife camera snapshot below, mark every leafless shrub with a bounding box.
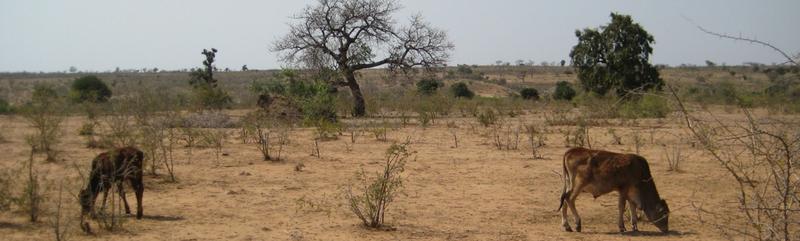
[671,85,800,241]
[607,128,623,145]
[102,102,137,148]
[17,147,45,222]
[447,121,459,148]
[562,121,590,148]
[632,130,643,154]
[344,143,413,228]
[369,122,389,142]
[243,111,291,161]
[181,111,236,128]
[50,182,72,241]
[525,124,546,159]
[491,121,520,151]
[21,90,64,162]
[202,129,228,164]
[0,167,12,212]
[662,145,682,172]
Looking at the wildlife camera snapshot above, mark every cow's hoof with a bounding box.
[619,228,627,233]
[564,226,573,232]
[576,226,582,232]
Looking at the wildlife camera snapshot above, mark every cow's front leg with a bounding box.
[618,195,627,233]
[628,200,639,232]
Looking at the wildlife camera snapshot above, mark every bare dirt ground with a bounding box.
[0,108,757,241]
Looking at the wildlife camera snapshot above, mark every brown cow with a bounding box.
[79,146,144,232]
[558,147,669,233]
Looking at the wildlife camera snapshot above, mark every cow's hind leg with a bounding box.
[561,190,573,232]
[618,194,627,233]
[568,181,586,232]
[117,181,131,215]
[130,177,143,219]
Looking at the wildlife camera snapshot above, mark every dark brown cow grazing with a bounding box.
[79,147,144,232]
[558,147,669,233]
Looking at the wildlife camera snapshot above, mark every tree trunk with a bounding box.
[344,71,366,117]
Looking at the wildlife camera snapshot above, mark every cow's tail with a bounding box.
[558,151,571,211]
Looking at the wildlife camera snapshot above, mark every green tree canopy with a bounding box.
[570,13,663,97]
[70,75,111,103]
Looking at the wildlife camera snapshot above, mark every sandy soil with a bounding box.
[0,109,752,241]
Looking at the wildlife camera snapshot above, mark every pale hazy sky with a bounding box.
[0,0,798,72]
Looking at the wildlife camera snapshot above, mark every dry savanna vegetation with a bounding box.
[0,0,798,241]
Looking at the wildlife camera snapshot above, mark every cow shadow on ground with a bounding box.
[0,221,26,230]
[599,230,693,237]
[140,214,184,222]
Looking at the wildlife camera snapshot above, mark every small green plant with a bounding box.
[69,75,112,103]
[477,108,498,127]
[519,87,540,100]
[553,81,576,101]
[0,97,12,114]
[416,78,443,95]
[619,94,671,118]
[344,143,413,228]
[450,82,475,99]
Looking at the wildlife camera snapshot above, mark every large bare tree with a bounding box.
[273,0,454,117]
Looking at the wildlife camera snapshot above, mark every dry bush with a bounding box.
[562,121,590,148]
[524,124,546,159]
[49,182,72,241]
[447,121,459,148]
[101,101,137,148]
[368,121,389,142]
[21,86,65,162]
[607,128,623,145]
[491,121,520,151]
[673,87,800,240]
[17,147,46,222]
[662,144,683,172]
[242,111,292,161]
[631,130,643,154]
[477,108,499,127]
[202,129,228,164]
[0,167,13,212]
[344,143,413,228]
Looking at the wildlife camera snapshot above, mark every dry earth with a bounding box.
[0,108,763,241]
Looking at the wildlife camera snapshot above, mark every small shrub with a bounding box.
[78,122,95,136]
[192,86,233,110]
[450,82,475,99]
[0,98,12,114]
[344,143,413,228]
[21,85,64,162]
[477,109,498,127]
[663,145,682,172]
[619,94,671,118]
[69,75,112,103]
[416,78,443,95]
[519,88,540,100]
[553,81,576,101]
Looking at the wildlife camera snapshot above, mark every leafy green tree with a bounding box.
[416,78,444,95]
[519,87,540,100]
[69,75,112,103]
[189,48,231,109]
[450,82,474,99]
[570,13,663,97]
[553,81,576,101]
